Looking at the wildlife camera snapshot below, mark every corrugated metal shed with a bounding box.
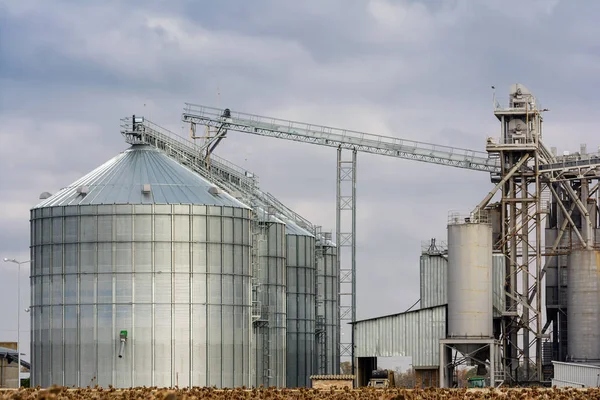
[35,144,249,208]
[419,253,506,317]
[552,361,600,387]
[353,305,446,368]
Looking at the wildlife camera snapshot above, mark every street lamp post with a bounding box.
[3,258,30,387]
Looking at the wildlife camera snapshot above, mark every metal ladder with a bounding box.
[493,369,506,387]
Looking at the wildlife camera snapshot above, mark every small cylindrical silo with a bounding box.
[253,209,287,388]
[447,217,493,357]
[567,249,600,362]
[29,144,253,388]
[316,237,339,375]
[283,218,316,388]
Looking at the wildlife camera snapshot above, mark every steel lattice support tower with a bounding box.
[486,85,546,383]
[336,147,357,373]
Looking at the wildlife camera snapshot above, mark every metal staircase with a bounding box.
[121,116,281,387]
[120,116,316,234]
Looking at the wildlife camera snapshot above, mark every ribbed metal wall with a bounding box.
[419,254,447,309]
[545,227,569,310]
[552,361,600,388]
[492,253,506,318]
[353,305,446,368]
[284,222,316,388]
[316,242,339,375]
[29,145,253,388]
[254,218,287,388]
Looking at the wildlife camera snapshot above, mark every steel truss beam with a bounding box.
[182,104,500,173]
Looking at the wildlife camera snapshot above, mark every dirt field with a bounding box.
[0,386,598,400]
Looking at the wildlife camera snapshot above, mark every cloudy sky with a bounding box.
[2,0,600,367]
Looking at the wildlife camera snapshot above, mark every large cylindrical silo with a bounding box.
[253,210,287,388]
[567,249,600,362]
[284,219,316,388]
[316,239,339,375]
[447,220,493,356]
[29,144,253,388]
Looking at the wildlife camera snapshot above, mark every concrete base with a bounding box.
[415,368,439,388]
[439,338,503,388]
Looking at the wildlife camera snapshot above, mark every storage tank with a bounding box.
[253,209,287,388]
[316,238,339,375]
[567,249,600,362]
[447,219,493,357]
[29,144,253,388]
[283,219,316,388]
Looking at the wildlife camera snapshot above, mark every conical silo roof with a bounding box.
[33,144,250,208]
[279,215,314,237]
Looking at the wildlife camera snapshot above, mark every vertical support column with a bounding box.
[521,175,530,381]
[506,164,518,380]
[439,342,446,388]
[535,155,543,381]
[489,342,496,387]
[336,147,357,374]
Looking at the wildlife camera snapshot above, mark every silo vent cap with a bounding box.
[39,192,52,200]
[142,184,152,194]
[76,186,89,195]
[208,186,222,195]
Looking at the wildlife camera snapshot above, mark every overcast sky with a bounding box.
[2,0,600,368]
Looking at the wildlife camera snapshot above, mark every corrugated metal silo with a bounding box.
[29,144,253,388]
[253,209,287,388]
[447,219,493,356]
[282,219,316,387]
[316,238,339,375]
[419,253,447,309]
[567,249,600,362]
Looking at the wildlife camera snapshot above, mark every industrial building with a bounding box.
[0,344,30,388]
[353,84,600,388]
[27,83,600,388]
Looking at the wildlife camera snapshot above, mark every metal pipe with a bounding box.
[549,185,587,248]
[118,330,127,359]
[535,153,543,381]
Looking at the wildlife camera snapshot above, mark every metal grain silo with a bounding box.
[282,218,316,388]
[447,219,493,354]
[252,209,286,388]
[315,238,339,376]
[567,249,600,362]
[29,144,253,388]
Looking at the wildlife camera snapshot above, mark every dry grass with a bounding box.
[0,386,597,400]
